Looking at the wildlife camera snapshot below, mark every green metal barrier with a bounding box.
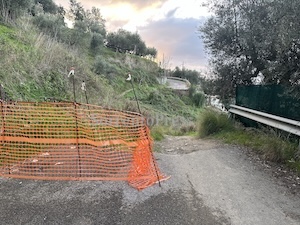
[236,85,300,122]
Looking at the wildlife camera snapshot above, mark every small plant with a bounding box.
[197,109,234,138]
[188,85,205,107]
[150,125,165,141]
[93,56,107,75]
[192,92,205,107]
[179,123,196,135]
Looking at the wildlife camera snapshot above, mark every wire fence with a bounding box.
[0,101,165,190]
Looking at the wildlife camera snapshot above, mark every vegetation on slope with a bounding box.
[197,109,300,173]
[0,16,204,147]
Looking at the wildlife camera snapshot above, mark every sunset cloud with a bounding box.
[138,13,207,70]
[53,0,210,70]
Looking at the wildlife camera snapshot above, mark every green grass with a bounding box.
[150,122,197,141]
[150,125,165,141]
[197,108,300,172]
[197,108,234,138]
[216,129,298,162]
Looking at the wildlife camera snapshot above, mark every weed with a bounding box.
[151,125,165,141]
[197,108,234,138]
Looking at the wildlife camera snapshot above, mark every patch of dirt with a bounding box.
[154,135,222,154]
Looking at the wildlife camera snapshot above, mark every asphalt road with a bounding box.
[166,78,189,90]
[0,136,299,225]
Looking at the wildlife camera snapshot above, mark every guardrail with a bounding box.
[166,77,191,91]
[229,105,300,137]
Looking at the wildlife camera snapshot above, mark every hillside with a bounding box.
[0,21,199,130]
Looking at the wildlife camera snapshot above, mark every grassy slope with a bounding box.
[0,22,199,123]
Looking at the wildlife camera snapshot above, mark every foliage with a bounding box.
[0,0,200,137]
[198,77,217,96]
[32,13,65,38]
[150,125,165,141]
[144,87,196,118]
[151,123,197,142]
[73,6,106,36]
[0,22,111,103]
[90,33,104,53]
[197,109,234,138]
[192,93,205,107]
[68,0,85,21]
[197,109,300,172]
[145,47,157,58]
[188,85,205,107]
[1,0,34,21]
[171,67,201,84]
[106,29,157,57]
[217,127,299,168]
[34,0,59,14]
[41,0,105,51]
[200,0,300,102]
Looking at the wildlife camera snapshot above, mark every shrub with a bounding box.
[188,85,205,107]
[198,109,234,137]
[32,14,64,38]
[90,33,104,53]
[179,123,196,134]
[192,92,205,107]
[93,56,107,75]
[151,125,165,141]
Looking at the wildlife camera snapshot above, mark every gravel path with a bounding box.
[0,136,299,225]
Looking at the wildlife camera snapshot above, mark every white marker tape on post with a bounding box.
[68,68,75,78]
[81,81,86,91]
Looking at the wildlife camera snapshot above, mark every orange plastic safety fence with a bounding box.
[0,101,165,190]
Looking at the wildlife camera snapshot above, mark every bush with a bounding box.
[179,123,196,134]
[93,56,107,75]
[90,32,104,53]
[193,92,205,107]
[151,125,165,141]
[188,85,205,107]
[32,14,64,38]
[198,109,234,137]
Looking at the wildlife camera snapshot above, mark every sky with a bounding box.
[53,0,210,72]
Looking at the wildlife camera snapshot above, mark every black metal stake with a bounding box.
[84,89,89,105]
[130,79,141,114]
[72,75,76,103]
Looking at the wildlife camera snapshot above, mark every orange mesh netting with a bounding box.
[0,101,166,190]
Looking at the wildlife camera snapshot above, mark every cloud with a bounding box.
[165,7,178,18]
[54,0,166,31]
[108,0,167,9]
[138,14,208,70]
[53,0,210,70]
[54,0,167,11]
